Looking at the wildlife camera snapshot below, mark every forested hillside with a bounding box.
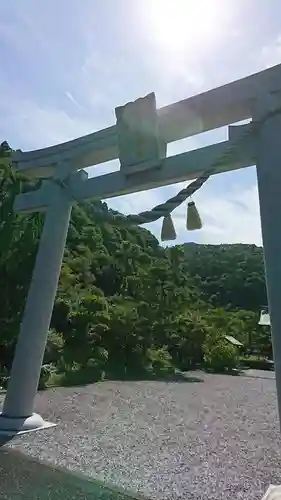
[0,146,271,387]
[182,243,267,310]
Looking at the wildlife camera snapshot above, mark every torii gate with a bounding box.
[1,64,281,437]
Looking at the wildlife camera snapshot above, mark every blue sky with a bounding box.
[1,0,281,246]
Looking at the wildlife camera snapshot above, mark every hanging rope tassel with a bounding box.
[186,201,203,230]
[161,214,177,242]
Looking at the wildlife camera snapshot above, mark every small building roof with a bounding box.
[224,335,244,347]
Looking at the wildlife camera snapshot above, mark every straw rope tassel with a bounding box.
[186,201,203,231]
[161,214,177,241]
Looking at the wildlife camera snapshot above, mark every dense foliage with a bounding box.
[0,154,272,387]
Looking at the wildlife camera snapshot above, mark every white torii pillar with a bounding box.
[0,166,87,434]
[256,108,281,425]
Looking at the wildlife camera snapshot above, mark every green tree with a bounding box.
[203,329,238,372]
[0,144,270,387]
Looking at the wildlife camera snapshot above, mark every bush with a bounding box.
[38,363,56,390]
[54,359,105,387]
[1,363,56,392]
[146,347,175,377]
[240,356,274,371]
[0,366,9,390]
[51,299,71,334]
[44,329,64,364]
[166,311,208,370]
[203,338,238,373]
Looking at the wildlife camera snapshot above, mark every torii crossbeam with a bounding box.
[1,64,281,436]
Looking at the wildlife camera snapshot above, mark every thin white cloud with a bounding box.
[0,91,97,150]
[65,91,83,109]
[196,184,261,245]
[260,34,281,68]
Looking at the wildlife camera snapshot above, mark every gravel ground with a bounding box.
[2,370,281,500]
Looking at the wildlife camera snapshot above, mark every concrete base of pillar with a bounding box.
[0,412,56,436]
[262,485,281,500]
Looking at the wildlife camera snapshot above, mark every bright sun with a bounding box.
[140,0,224,58]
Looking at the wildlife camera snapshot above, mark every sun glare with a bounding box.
[140,0,225,59]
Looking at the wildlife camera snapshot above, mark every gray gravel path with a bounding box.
[2,371,281,499]
[0,447,140,500]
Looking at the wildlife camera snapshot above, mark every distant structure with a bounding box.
[224,335,244,348]
[259,306,271,326]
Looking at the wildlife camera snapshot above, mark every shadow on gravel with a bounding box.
[0,435,13,448]
[241,371,275,381]
[0,448,146,500]
[105,372,204,383]
[204,368,242,377]
[42,370,205,390]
